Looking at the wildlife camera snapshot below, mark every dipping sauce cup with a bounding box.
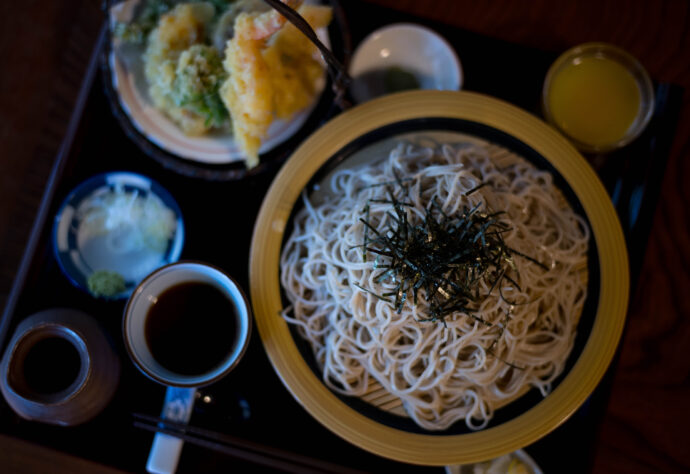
[123,261,251,388]
[542,42,654,153]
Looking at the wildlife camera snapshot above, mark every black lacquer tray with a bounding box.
[0,1,682,473]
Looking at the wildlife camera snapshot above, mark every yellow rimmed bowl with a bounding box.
[249,90,629,465]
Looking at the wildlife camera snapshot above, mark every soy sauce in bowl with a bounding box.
[144,282,237,376]
[124,261,252,388]
[22,337,82,395]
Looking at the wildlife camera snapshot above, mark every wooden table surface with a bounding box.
[1,1,688,473]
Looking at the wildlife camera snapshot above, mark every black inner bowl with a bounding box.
[279,117,600,435]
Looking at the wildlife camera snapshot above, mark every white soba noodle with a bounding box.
[280,141,589,431]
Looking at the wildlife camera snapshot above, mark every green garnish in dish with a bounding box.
[355,178,548,327]
[383,66,421,93]
[87,270,127,299]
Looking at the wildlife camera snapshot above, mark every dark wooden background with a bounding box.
[0,0,688,472]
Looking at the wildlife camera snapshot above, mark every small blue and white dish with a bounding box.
[52,172,185,299]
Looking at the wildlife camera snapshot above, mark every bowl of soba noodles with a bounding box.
[249,89,629,465]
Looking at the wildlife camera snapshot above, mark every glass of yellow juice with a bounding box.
[542,42,654,153]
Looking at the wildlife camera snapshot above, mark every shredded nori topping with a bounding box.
[354,177,547,327]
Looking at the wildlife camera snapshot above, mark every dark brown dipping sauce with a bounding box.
[23,337,81,394]
[145,282,237,376]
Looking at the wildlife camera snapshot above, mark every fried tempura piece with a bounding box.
[263,5,333,119]
[220,1,304,168]
[220,16,275,168]
[144,3,214,135]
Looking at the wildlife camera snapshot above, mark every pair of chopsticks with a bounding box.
[132,413,365,474]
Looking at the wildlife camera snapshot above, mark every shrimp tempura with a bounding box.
[220,1,303,168]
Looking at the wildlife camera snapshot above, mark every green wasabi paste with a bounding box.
[87,270,126,299]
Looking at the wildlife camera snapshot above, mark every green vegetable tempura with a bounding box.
[172,44,228,127]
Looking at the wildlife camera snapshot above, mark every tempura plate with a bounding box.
[107,0,330,165]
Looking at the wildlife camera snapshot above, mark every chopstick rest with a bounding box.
[146,386,196,474]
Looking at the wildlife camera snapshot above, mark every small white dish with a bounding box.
[349,23,462,103]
